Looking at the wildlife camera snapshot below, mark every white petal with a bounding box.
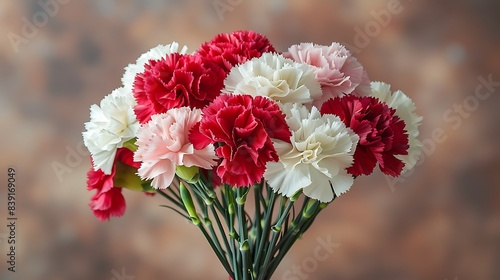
[264,104,357,202]
[224,53,322,106]
[265,162,311,197]
[329,173,354,197]
[370,82,422,172]
[82,87,139,173]
[91,147,117,174]
[303,168,335,202]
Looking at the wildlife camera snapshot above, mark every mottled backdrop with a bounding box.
[1,0,499,279]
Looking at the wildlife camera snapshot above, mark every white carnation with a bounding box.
[224,53,322,105]
[264,104,358,202]
[121,43,189,92]
[370,82,423,172]
[82,87,140,174]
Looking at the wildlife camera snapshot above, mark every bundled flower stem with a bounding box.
[155,168,329,280]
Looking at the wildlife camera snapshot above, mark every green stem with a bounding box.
[206,217,228,268]
[197,222,234,278]
[156,189,185,211]
[251,184,262,258]
[253,190,276,275]
[267,202,325,277]
[236,187,251,279]
[225,185,240,280]
[179,183,233,278]
[240,240,251,280]
[167,184,182,204]
[210,204,232,270]
[259,197,294,280]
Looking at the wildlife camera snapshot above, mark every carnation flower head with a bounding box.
[224,53,322,106]
[197,30,276,73]
[134,107,217,190]
[321,95,409,177]
[370,82,423,172]
[87,148,140,221]
[83,87,139,174]
[122,42,189,92]
[189,94,291,187]
[133,53,226,123]
[265,104,359,202]
[284,42,370,108]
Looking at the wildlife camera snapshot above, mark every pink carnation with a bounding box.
[284,43,370,108]
[197,30,276,73]
[87,148,139,221]
[134,107,217,189]
[133,53,225,123]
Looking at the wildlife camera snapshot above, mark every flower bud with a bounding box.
[227,189,235,215]
[228,202,235,215]
[179,183,200,225]
[176,165,200,184]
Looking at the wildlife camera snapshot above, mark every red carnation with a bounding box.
[190,94,290,187]
[133,53,225,123]
[321,95,409,177]
[197,30,276,73]
[87,148,140,221]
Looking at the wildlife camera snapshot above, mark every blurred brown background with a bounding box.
[1,0,499,279]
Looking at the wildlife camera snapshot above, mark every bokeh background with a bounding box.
[1,0,499,279]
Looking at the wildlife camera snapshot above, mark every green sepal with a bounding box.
[290,189,303,202]
[302,199,320,219]
[236,187,250,205]
[239,239,249,251]
[113,161,143,192]
[122,138,138,152]
[203,217,212,227]
[141,182,156,193]
[229,229,239,240]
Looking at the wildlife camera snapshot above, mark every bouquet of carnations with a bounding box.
[82,30,422,280]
